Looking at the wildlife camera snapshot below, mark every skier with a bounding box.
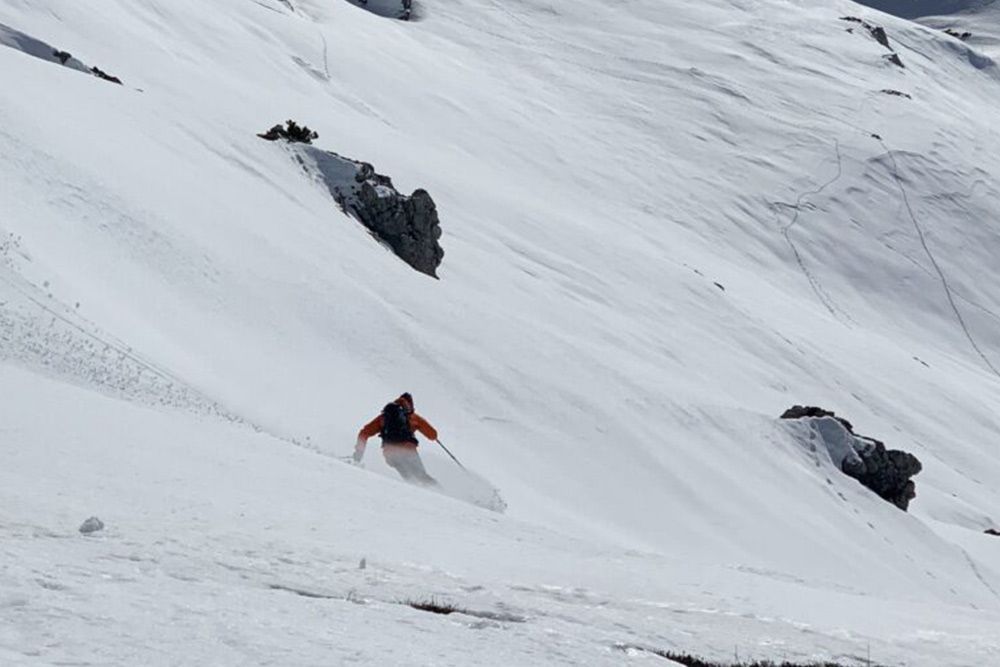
[355,393,439,485]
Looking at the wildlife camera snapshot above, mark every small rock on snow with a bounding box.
[79,516,105,534]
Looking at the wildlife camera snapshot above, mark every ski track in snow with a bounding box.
[776,85,1000,381]
[962,548,1000,601]
[875,137,1000,380]
[773,139,855,325]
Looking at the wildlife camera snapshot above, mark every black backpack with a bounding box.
[380,402,414,442]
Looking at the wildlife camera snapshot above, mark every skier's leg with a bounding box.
[384,444,436,485]
[382,444,413,481]
[405,450,437,486]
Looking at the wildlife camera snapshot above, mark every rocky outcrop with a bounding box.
[78,516,105,535]
[258,123,443,276]
[296,146,443,277]
[886,53,906,69]
[944,28,972,41]
[870,25,891,49]
[841,438,921,510]
[781,406,922,510]
[342,163,443,277]
[90,66,123,85]
[881,89,912,99]
[347,0,414,21]
[840,16,905,67]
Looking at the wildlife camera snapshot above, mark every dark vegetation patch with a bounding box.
[405,598,526,622]
[257,119,318,144]
[269,586,523,623]
[407,598,458,615]
[613,644,882,667]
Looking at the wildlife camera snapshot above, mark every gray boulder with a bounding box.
[354,182,442,277]
[348,0,414,21]
[841,437,922,510]
[79,516,105,534]
[300,147,444,277]
[781,406,922,511]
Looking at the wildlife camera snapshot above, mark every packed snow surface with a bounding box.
[1,0,999,664]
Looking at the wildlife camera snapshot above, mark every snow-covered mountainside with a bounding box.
[1,0,999,664]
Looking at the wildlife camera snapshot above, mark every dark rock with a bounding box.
[350,0,414,21]
[52,49,72,64]
[298,147,444,277]
[353,181,443,277]
[257,120,318,144]
[259,126,283,141]
[841,437,922,510]
[79,516,105,534]
[944,29,972,41]
[840,17,893,51]
[782,406,922,510]
[881,89,912,99]
[870,26,891,49]
[886,53,905,68]
[986,528,1000,537]
[90,66,123,84]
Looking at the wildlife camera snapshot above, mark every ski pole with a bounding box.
[435,439,466,470]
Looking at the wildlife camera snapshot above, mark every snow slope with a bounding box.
[2,0,1000,663]
[4,366,999,665]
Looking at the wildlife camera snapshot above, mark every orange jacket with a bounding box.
[357,407,438,445]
